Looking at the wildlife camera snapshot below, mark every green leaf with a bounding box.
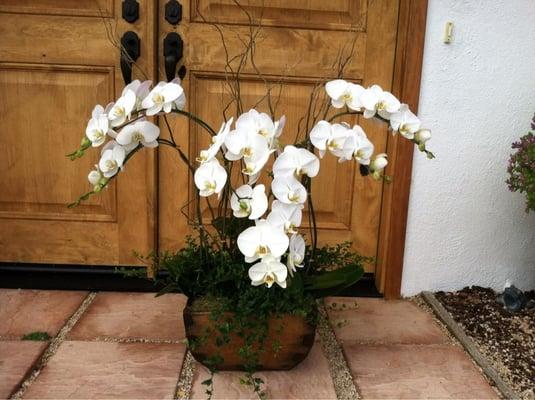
[303,264,364,298]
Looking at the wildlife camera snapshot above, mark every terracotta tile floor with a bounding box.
[0,289,499,399]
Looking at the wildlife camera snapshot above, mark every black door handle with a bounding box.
[163,32,183,82]
[120,31,140,85]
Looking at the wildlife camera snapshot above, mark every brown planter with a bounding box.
[183,300,316,371]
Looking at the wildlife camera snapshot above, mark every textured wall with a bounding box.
[401,0,535,296]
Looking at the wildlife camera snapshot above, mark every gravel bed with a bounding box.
[435,286,534,399]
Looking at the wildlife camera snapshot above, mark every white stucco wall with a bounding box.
[401,0,535,296]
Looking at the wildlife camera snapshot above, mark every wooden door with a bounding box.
[159,0,400,275]
[0,1,156,265]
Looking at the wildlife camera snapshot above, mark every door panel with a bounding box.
[0,1,156,265]
[159,0,400,274]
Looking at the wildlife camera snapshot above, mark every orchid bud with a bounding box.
[415,129,432,144]
[370,153,388,172]
[81,136,92,148]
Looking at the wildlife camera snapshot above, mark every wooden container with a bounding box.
[183,300,316,371]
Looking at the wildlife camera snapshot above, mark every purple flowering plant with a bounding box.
[506,114,535,212]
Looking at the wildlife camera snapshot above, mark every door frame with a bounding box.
[375,0,429,298]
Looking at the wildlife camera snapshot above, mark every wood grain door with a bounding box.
[158,0,401,275]
[0,1,156,265]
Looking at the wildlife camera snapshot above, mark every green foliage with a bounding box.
[22,331,51,341]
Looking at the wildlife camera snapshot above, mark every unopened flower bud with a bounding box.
[370,153,388,172]
[81,136,91,148]
[415,129,431,144]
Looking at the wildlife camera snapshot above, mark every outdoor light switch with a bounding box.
[443,21,454,44]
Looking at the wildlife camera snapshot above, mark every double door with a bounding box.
[0,0,403,286]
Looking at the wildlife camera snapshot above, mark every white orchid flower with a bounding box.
[116,120,160,151]
[87,165,106,190]
[390,104,421,139]
[224,127,270,161]
[98,142,126,178]
[230,184,268,220]
[170,78,186,110]
[242,147,274,180]
[360,85,401,119]
[271,115,286,149]
[325,79,365,110]
[197,118,233,163]
[414,129,432,144]
[85,105,110,147]
[310,121,352,158]
[108,89,136,127]
[193,158,227,197]
[272,176,307,205]
[370,153,388,180]
[266,200,303,234]
[287,234,306,275]
[141,81,184,116]
[341,125,375,165]
[237,220,290,261]
[122,80,152,111]
[273,145,320,179]
[248,254,288,288]
[235,109,277,141]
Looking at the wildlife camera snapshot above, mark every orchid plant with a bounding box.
[69,77,433,291]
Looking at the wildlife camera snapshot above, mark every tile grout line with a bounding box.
[317,303,361,400]
[9,292,97,400]
[175,350,196,400]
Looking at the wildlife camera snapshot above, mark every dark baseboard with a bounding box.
[0,263,382,298]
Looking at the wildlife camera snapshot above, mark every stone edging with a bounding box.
[421,291,518,400]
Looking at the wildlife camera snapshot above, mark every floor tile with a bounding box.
[23,341,186,399]
[190,342,336,399]
[0,289,88,339]
[0,341,48,398]
[326,297,447,345]
[68,292,186,341]
[344,344,499,399]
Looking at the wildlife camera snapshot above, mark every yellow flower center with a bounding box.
[264,274,275,285]
[287,191,300,203]
[132,132,145,142]
[204,181,216,191]
[327,139,340,151]
[255,245,269,257]
[104,159,117,170]
[241,147,253,157]
[152,93,164,105]
[113,106,125,118]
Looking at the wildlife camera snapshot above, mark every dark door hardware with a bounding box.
[165,0,183,25]
[122,0,139,23]
[120,31,141,85]
[163,32,184,82]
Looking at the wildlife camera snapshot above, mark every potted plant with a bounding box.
[66,31,433,399]
[507,114,535,212]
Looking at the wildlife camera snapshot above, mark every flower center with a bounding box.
[204,181,216,192]
[376,101,386,111]
[132,132,145,142]
[287,191,300,203]
[354,149,365,159]
[285,222,297,234]
[239,200,251,214]
[258,129,269,137]
[341,93,352,102]
[113,106,125,118]
[255,245,269,257]
[152,93,164,105]
[104,159,117,171]
[264,274,275,285]
[327,139,340,151]
[93,130,104,140]
[242,163,255,174]
[196,150,208,163]
[241,147,253,157]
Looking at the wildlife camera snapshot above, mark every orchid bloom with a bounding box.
[197,118,233,163]
[141,81,184,116]
[85,105,110,147]
[108,89,136,127]
[272,176,307,205]
[230,184,268,220]
[98,142,126,178]
[360,85,401,119]
[266,200,303,234]
[341,125,374,165]
[237,220,290,261]
[287,234,306,275]
[235,109,277,142]
[370,153,388,180]
[390,104,421,139]
[248,254,288,288]
[310,121,352,158]
[122,80,152,111]
[116,120,160,151]
[224,127,270,161]
[273,145,320,179]
[170,78,186,111]
[415,129,432,145]
[87,165,106,190]
[271,115,286,150]
[325,79,365,110]
[193,158,227,197]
